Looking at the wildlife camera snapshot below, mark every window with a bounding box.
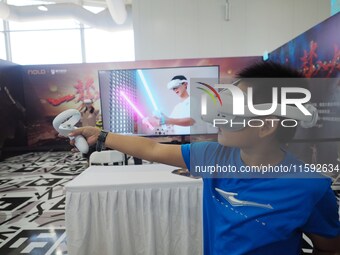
[9,19,80,31]
[11,30,82,64]
[0,32,6,60]
[0,2,135,64]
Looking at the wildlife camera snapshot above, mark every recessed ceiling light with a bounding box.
[37,5,48,11]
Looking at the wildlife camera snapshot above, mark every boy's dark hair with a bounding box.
[236,61,307,144]
[171,75,187,81]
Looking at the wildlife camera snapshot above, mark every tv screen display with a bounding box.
[98,66,219,136]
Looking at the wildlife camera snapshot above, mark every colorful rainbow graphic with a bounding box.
[196,82,223,106]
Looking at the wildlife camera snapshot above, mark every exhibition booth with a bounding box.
[0,10,339,255]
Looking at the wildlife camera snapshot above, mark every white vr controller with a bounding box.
[53,109,89,154]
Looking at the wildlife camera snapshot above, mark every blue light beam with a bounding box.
[137,69,159,112]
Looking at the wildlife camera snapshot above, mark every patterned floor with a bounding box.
[0,151,88,255]
[0,151,318,254]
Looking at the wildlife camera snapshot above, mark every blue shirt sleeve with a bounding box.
[181,144,191,170]
[302,187,340,237]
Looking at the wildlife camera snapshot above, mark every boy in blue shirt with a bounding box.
[69,62,340,254]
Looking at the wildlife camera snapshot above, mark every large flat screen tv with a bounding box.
[98,65,219,136]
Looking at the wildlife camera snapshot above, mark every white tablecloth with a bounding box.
[65,164,203,255]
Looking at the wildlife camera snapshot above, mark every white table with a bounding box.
[65,164,203,255]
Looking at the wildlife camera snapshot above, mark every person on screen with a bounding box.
[67,62,340,255]
[148,75,195,134]
[78,99,99,127]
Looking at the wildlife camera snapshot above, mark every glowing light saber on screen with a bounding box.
[137,69,159,112]
[120,91,154,130]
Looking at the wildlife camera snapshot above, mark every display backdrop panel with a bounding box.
[21,57,259,146]
[270,13,340,140]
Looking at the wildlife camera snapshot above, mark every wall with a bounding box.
[133,0,331,60]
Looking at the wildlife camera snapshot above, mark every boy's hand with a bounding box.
[69,126,101,147]
[145,116,160,127]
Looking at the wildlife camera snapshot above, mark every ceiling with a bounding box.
[0,0,133,31]
[13,0,132,7]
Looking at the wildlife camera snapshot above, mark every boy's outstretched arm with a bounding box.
[69,126,187,169]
